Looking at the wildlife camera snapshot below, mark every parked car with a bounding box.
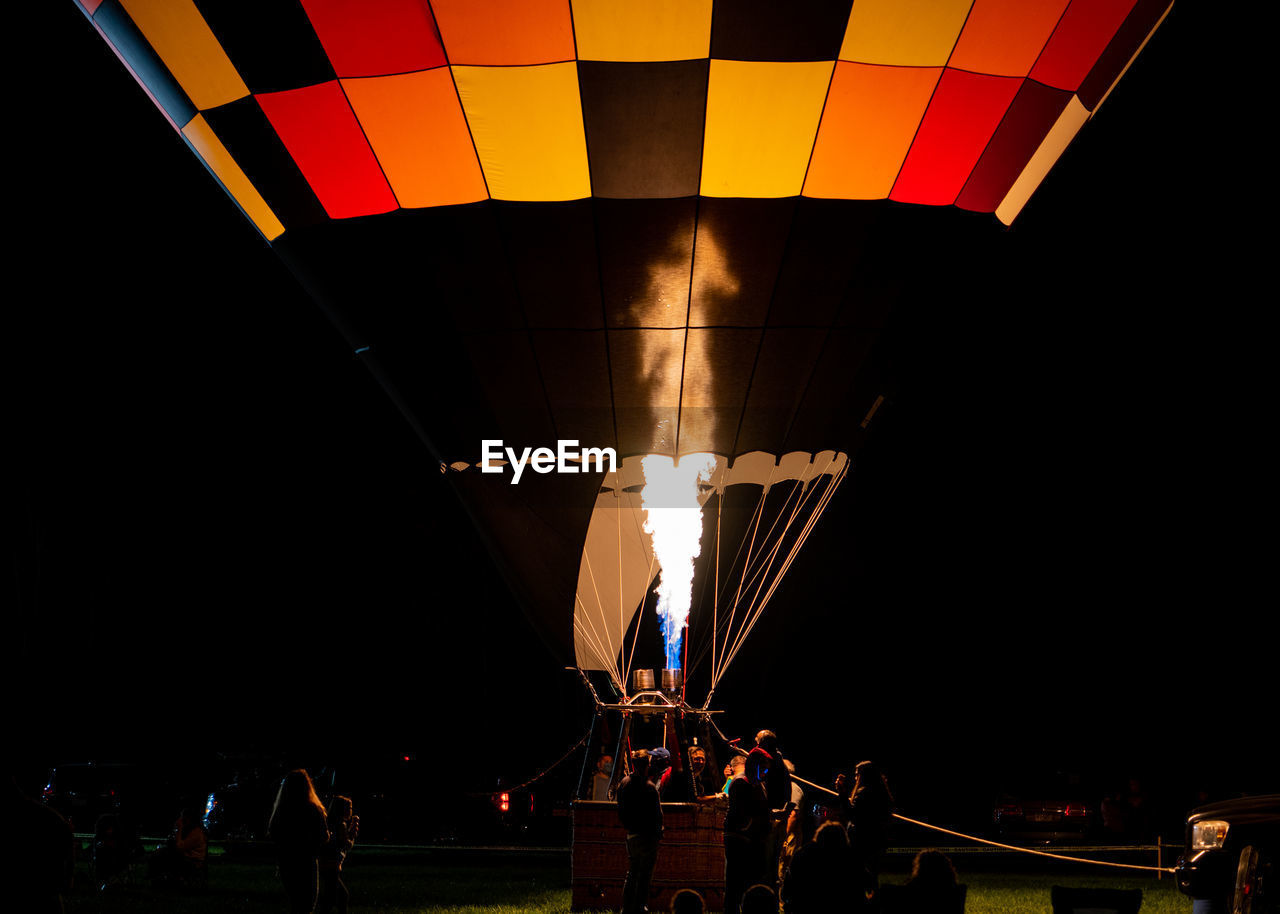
[1176,794,1278,913]
[992,772,1100,843]
[42,762,150,833]
[203,766,285,840]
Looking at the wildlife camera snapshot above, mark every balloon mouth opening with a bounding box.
[574,450,851,697]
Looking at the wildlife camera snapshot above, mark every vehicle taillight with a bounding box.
[1065,804,1089,817]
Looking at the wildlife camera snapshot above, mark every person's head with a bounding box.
[271,769,325,825]
[688,746,706,775]
[648,747,671,776]
[670,888,705,914]
[597,753,614,775]
[754,730,778,753]
[326,795,353,824]
[725,755,745,779]
[741,883,778,914]
[813,819,849,850]
[630,750,651,780]
[745,748,771,784]
[854,760,884,792]
[909,849,957,886]
[833,772,850,797]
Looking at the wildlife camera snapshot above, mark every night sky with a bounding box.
[13,3,1271,820]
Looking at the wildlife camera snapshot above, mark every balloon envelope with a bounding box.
[74,0,1173,686]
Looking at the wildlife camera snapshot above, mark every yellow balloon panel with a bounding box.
[839,0,973,67]
[571,0,713,62]
[119,0,247,111]
[452,63,591,202]
[181,115,283,241]
[700,59,834,199]
[342,70,488,208]
[804,62,942,200]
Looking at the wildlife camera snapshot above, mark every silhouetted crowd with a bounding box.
[615,730,964,914]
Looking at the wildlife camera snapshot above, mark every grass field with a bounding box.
[62,851,1193,913]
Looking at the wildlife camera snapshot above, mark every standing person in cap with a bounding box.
[723,748,772,914]
[847,760,894,903]
[617,750,663,914]
[754,730,792,890]
[753,730,791,811]
[647,746,674,798]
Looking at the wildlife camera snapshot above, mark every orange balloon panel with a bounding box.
[804,62,942,200]
[431,0,576,65]
[947,0,1070,77]
[342,70,488,208]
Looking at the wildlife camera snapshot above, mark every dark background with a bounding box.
[12,3,1270,830]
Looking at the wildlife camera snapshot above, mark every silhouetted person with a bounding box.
[317,795,358,914]
[269,769,330,914]
[754,731,791,890]
[880,849,965,914]
[825,771,853,826]
[149,806,206,885]
[782,820,857,913]
[4,775,73,913]
[754,730,791,811]
[723,754,746,794]
[778,802,805,889]
[785,758,804,809]
[618,751,663,914]
[724,748,772,914]
[687,745,719,799]
[741,882,779,914]
[847,761,894,901]
[670,887,706,914]
[93,812,140,889]
[649,746,675,798]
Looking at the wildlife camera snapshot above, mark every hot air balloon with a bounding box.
[70,2,1174,901]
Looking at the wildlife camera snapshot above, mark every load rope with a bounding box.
[502,730,592,794]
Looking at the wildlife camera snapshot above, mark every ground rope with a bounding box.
[786,773,1175,874]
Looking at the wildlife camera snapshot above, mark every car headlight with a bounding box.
[1191,819,1230,850]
